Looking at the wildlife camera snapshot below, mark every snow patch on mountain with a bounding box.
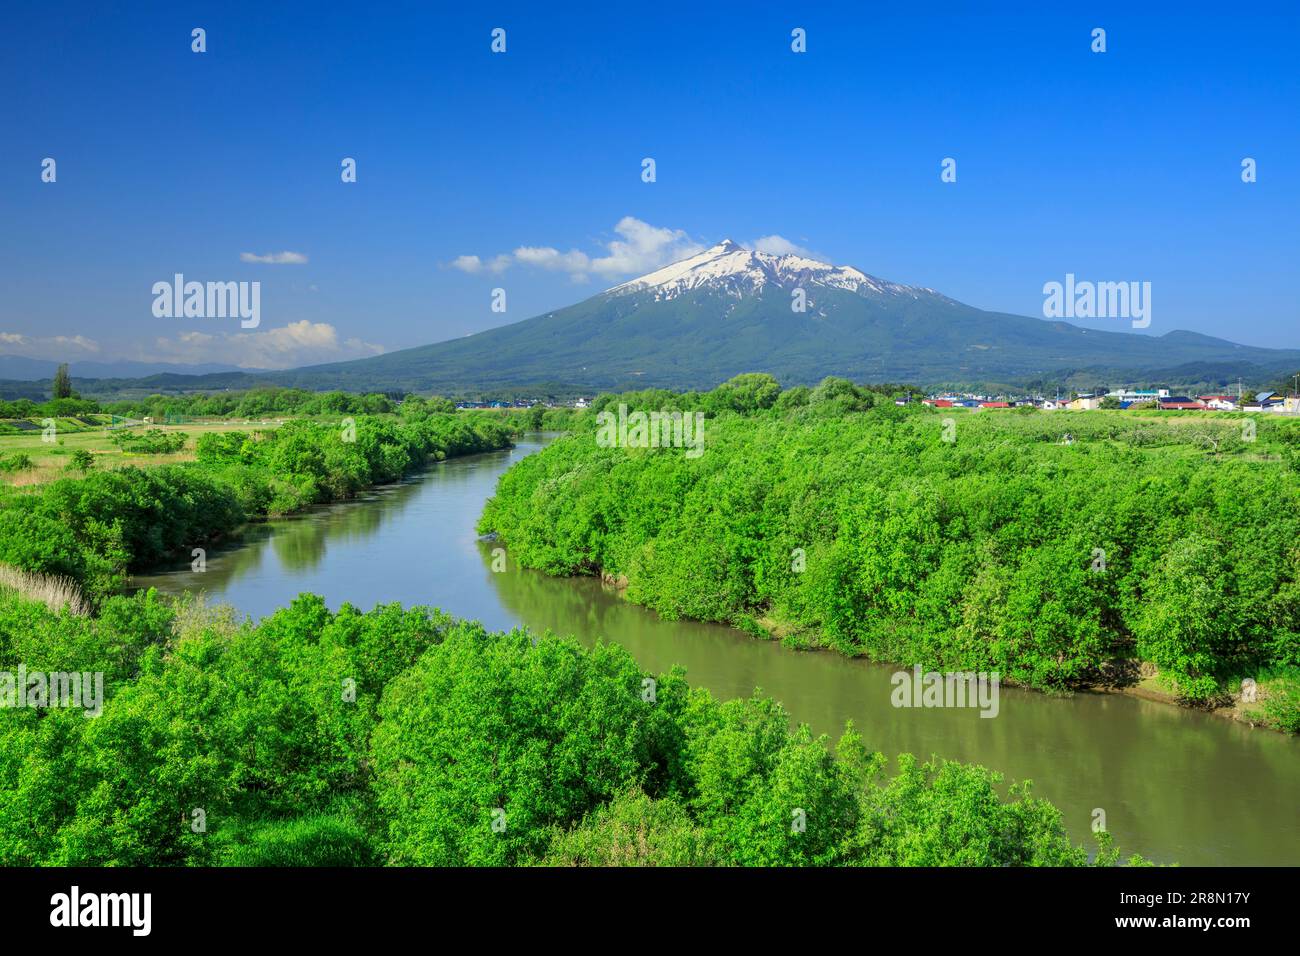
[605,239,938,301]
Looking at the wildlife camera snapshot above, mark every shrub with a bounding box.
[0,454,35,473]
[66,449,95,472]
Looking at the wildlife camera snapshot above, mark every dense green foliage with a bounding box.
[480,379,1300,709]
[0,412,513,597]
[0,590,1138,866]
[0,454,35,474]
[2,386,498,422]
[110,428,188,454]
[0,397,100,421]
[103,387,401,421]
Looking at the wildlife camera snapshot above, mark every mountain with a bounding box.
[0,356,248,381]
[10,241,1298,399]
[607,239,935,300]
[269,240,1300,393]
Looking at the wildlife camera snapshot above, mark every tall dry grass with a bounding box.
[2,464,64,487]
[169,592,244,643]
[0,563,90,616]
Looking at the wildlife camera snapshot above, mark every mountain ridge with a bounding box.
[264,242,1297,393]
[5,243,1298,397]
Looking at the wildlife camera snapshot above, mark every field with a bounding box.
[0,419,284,486]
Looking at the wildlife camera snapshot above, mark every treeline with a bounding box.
[0,388,451,421]
[585,373,915,417]
[480,375,1300,730]
[0,397,101,419]
[2,388,582,432]
[106,387,408,420]
[0,590,1143,866]
[0,412,514,597]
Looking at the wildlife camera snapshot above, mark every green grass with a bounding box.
[0,419,282,485]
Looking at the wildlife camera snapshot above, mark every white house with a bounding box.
[1198,394,1237,411]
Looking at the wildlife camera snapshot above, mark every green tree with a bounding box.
[52,363,73,400]
[1133,535,1236,700]
[709,373,781,414]
[370,626,680,865]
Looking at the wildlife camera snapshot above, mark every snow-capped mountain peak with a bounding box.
[606,239,935,301]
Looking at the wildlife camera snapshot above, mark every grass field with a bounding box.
[0,419,285,487]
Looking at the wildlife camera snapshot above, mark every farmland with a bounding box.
[0,418,282,486]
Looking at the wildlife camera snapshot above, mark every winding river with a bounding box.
[133,436,1300,866]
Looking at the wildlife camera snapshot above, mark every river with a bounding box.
[132,436,1300,866]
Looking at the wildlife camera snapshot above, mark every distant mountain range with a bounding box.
[5,241,1299,398]
[0,357,247,382]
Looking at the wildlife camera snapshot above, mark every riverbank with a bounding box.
[587,575,1296,734]
[0,412,516,599]
[1100,675,1285,732]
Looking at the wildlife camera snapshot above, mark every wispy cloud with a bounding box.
[0,332,101,356]
[450,254,512,275]
[449,217,705,282]
[1,323,382,371]
[240,251,309,265]
[138,321,382,369]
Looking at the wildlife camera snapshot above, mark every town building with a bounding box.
[1198,394,1238,410]
[1107,388,1170,402]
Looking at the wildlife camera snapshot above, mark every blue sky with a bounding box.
[2,1,1297,370]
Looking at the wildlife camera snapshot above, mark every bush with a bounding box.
[220,813,379,866]
[0,454,35,473]
[66,449,95,472]
[110,428,187,454]
[1262,673,1300,733]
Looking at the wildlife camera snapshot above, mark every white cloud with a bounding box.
[240,251,309,265]
[513,246,591,272]
[1,323,381,371]
[746,235,827,261]
[590,218,706,277]
[138,321,383,370]
[450,253,511,274]
[449,217,705,282]
[0,332,101,356]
